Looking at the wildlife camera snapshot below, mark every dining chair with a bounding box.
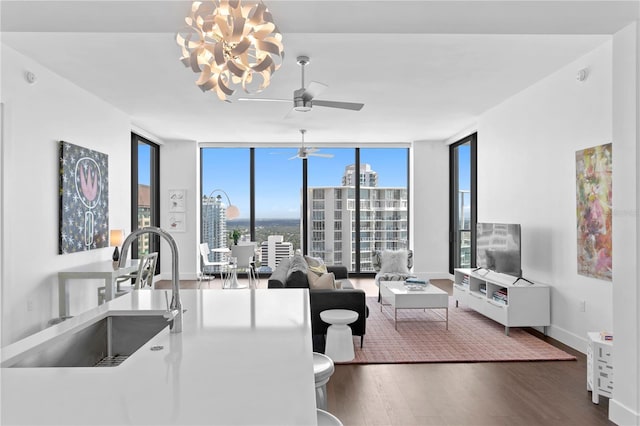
[199,242,230,286]
[97,252,158,304]
[230,243,258,288]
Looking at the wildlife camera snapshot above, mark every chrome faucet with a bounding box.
[119,226,183,333]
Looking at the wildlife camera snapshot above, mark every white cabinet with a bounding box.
[453,268,550,335]
[587,332,613,404]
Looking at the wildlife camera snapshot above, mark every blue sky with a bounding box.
[138,143,151,185]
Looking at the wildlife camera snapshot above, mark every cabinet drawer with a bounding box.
[483,299,508,324]
[453,286,467,303]
[467,292,485,311]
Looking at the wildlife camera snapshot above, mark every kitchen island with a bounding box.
[1,288,317,425]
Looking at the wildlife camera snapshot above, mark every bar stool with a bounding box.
[316,409,343,426]
[320,309,359,362]
[313,352,335,410]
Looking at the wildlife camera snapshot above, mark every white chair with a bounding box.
[372,249,415,302]
[98,252,158,304]
[199,242,228,284]
[230,243,258,288]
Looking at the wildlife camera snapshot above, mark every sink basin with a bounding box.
[4,314,169,368]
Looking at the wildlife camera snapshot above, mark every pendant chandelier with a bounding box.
[176,0,284,101]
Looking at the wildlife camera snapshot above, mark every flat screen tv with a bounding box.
[476,223,522,277]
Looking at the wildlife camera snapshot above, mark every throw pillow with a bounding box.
[309,272,336,290]
[380,250,409,274]
[304,255,328,276]
[307,269,320,287]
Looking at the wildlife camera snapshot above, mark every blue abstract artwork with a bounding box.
[59,141,109,254]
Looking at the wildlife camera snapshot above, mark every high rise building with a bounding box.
[260,235,294,271]
[308,164,407,271]
[202,195,228,262]
[342,163,378,187]
[137,184,151,256]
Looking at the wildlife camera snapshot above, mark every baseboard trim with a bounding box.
[609,398,640,425]
[545,324,588,354]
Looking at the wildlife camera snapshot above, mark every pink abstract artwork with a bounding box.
[576,143,612,281]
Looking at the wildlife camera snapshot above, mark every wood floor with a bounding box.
[156,276,613,426]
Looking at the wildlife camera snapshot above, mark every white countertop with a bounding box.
[1,289,317,425]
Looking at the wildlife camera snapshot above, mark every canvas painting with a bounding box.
[59,141,109,254]
[576,143,612,281]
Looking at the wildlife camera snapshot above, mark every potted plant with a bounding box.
[229,229,242,246]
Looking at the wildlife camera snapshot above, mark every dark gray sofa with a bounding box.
[268,256,369,350]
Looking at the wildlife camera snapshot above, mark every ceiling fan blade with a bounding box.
[303,81,328,100]
[313,99,364,111]
[308,152,334,158]
[237,97,290,103]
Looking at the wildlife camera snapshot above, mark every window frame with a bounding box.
[131,133,160,269]
[449,133,477,273]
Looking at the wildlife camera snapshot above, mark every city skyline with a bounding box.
[202,147,410,219]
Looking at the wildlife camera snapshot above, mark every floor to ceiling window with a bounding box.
[201,148,250,266]
[306,149,354,267]
[359,148,409,272]
[201,146,409,274]
[254,147,302,271]
[449,133,477,272]
[131,133,160,262]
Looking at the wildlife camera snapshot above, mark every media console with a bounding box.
[453,268,550,336]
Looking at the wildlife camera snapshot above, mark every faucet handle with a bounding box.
[163,309,179,322]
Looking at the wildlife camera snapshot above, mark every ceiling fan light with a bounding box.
[177,0,284,101]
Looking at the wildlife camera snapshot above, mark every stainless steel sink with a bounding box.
[4,315,169,368]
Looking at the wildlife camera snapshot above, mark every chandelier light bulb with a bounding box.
[177,0,284,101]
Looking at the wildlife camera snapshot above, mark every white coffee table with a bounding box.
[380,281,449,330]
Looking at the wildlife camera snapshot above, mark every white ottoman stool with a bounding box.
[320,309,359,362]
[313,352,335,410]
[317,408,344,426]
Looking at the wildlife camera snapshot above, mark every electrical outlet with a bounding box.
[579,300,586,312]
[27,299,34,312]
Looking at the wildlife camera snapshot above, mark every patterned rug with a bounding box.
[345,297,576,364]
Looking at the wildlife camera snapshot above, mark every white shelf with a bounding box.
[453,268,550,335]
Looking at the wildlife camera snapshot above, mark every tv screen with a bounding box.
[476,223,522,277]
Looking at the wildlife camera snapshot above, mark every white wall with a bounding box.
[477,41,613,349]
[159,139,199,281]
[609,21,640,426]
[477,33,640,424]
[411,141,450,278]
[0,45,132,345]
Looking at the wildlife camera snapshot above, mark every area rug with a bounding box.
[346,297,576,364]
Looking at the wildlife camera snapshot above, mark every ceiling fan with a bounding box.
[238,56,364,113]
[289,129,334,160]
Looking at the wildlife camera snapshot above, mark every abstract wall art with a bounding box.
[576,143,612,281]
[59,141,109,254]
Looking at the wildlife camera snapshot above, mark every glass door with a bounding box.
[449,133,476,272]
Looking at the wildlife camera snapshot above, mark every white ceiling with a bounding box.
[1,1,637,145]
